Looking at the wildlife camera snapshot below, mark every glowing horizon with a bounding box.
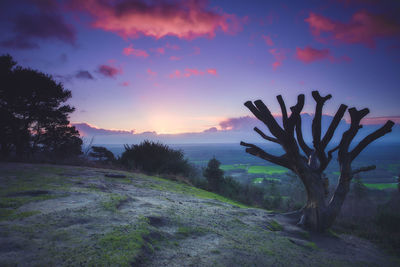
[1,0,399,136]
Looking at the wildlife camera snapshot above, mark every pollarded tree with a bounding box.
[240,91,394,232]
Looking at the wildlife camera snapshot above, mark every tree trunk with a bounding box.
[297,169,352,232]
[298,170,330,232]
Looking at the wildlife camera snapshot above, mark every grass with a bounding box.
[176,226,208,238]
[364,183,397,190]
[97,221,151,265]
[267,219,283,231]
[253,177,280,184]
[56,217,155,266]
[101,194,129,212]
[0,209,40,221]
[248,165,287,175]
[143,175,250,208]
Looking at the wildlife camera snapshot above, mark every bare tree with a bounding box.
[240,91,394,232]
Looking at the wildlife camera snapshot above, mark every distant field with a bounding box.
[253,177,280,184]
[220,164,249,171]
[364,183,397,190]
[248,166,287,175]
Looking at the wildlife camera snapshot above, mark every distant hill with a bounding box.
[72,114,400,144]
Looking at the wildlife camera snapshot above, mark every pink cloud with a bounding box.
[169,68,217,78]
[269,48,286,70]
[296,46,352,64]
[296,46,331,63]
[97,64,122,78]
[169,56,181,61]
[123,44,149,57]
[262,35,274,46]
[305,10,400,48]
[156,47,165,54]
[147,68,157,77]
[68,0,243,40]
[207,68,217,75]
[361,116,400,125]
[120,81,130,87]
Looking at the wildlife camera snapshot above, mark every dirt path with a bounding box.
[0,163,398,266]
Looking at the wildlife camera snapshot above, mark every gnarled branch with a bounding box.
[352,165,376,176]
[350,120,395,161]
[240,141,292,170]
[254,127,279,144]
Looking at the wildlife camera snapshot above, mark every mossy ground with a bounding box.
[0,162,398,266]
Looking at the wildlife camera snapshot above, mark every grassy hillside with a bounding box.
[0,163,398,266]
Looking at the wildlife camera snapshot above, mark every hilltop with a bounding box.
[0,163,398,266]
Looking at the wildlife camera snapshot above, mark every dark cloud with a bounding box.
[0,37,39,50]
[75,70,94,80]
[1,11,76,49]
[96,64,122,78]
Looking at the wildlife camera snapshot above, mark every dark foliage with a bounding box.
[119,140,191,175]
[89,146,116,163]
[0,54,82,159]
[203,157,224,193]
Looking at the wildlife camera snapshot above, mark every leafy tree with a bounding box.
[0,54,81,158]
[241,91,394,231]
[120,140,190,175]
[89,146,115,163]
[203,157,224,193]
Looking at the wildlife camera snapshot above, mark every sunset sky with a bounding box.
[1,0,400,137]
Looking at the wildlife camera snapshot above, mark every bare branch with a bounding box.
[294,114,313,157]
[311,91,332,148]
[244,100,285,139]
[352,165,376,176]
[321,104,347,149]
[240,141,292,169]
[327,145,339,159]
[288,94,305,133]
[277,95,288,130]
[350,120,395,161]
[254,127,279,144]
[338,107,370,159]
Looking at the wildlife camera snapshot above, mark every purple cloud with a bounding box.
[1,12,76,49]
[96,64,122,78]
[75,70,94,80]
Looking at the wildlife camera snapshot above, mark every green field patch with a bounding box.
[364,183,397,190]
[220,164,249,171]
[248,166,287,175]
[253,177,280,184]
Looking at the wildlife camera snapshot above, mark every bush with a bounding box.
[89,146,115,163]
[119,140,191,176]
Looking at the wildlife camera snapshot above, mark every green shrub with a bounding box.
[119,140,191,176]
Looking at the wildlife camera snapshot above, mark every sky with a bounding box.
[1,0,400,143]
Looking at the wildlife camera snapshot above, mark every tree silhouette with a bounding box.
[240,91,394,231]
[0,54,81,158]
[203,157,224,193]
[89,146,116,163]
